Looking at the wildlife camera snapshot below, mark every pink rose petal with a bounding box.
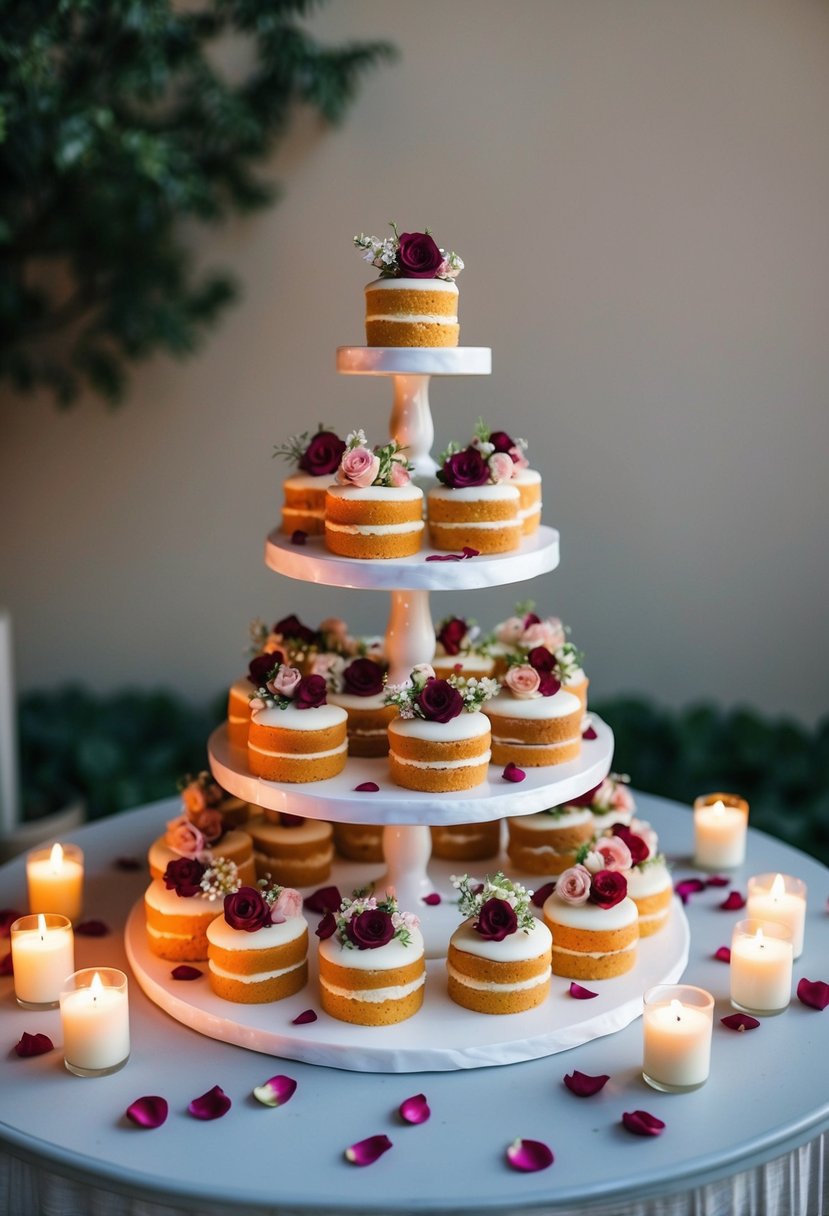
[15,1031,54,1057]
[502,761,526,783]
[291,530,307,545]
[345,1134,393,1165]
[721,1013,760,1031]
[531,881,556,908]
[305,886,342,914]
[568,982,598,1000]
[582,724,598,740]
[564,1070,609,1097]
[114,856,142,872]
[422,892,441,906]
[705,874,730,887]
[171,965,203,981]
[713,946,731,963]
[399,1093,430,1124]
[126,1096,169,1128]
[253,1074,297,1107]
[0,952,13,976]
[622,1110,666,1136]
[0,909,22,936]
[720,891,746,911]
[675,878,706,904]
[797,978,829,1011]
[506,1138,554,1172]
[292,1009,318,1025]
[354,782,379,792]
[187,1085,232,1120]
[75,920,109,937]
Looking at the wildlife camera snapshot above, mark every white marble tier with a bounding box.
[336,346,492,375]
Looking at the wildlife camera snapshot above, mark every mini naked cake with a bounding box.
[506,804,596,875]
[484,651,582,767]
[430,820,501,862]
[428,440,522,554]
[247,811,334,887]
[144,855,241,961]
[471,422,542,536]
[319,655,395,758]
[447,874,552,1014]
[355,224,463,347]
[273,425,346,535]
[148,785,256,886]
[542,863,639,980]
[247,662,348,783]
[180,769,253,832]
[609,821,673,937]
[332,822,384,863]
[563,773,636,834]
[316,890,425,1025]
[384,665,499,793]
[432,615,495,682]
[324,431,423,559]
[207,884,308,1005]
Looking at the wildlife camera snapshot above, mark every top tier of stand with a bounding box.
[336,347,491,376]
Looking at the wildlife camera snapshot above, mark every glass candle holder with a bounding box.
[10,914,75,1010]
[747,873,807,959]
[730,919,793,1016]
[642,984,714,1093]
[26,842,84,922]
[60,968,130,1077]
[693,793,748,870]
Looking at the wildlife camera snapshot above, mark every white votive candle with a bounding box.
[60,968,130,1076]
[747,873,807,959]
[730,919,793,1016]
[642,984,714,1093]
[10,914,74,1009]
[27,842,84,922]
[693,793,748,869]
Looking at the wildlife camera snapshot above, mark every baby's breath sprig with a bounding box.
[200,857,241,901]
[451,872,536,934]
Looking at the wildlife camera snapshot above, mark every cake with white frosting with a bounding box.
[468,421,542,536]
[483,652,582,767]
[324,430,423,559]
[320,655,395,758]
[506,803,595,875]
[609,820,673,937]
[145,853,242,961]
[432,614,495,681]
[207,884,308,1004]
[247,812,334,886]
[431,820,501,861]
[542,865,638,980]
[274,426,347,536]
[447,874,552,1014]
[148,780,256,887]
[428,440,522,554]
[354,224,463,348]
[247,662,348,783]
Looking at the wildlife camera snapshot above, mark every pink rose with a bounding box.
[273,666,302,697]
[495,616,524,645]
[411,663,436,682]
[181,783,206,816]
[523,618,566,651]
[190,808,224,845]
[505,665,541,699]
[593,835,633,872]
[338,446,380,488]
[389,459,411,487]
[271,887,303,924]
[488,451,515,484]
[165,815,205,858]
[556,865,592,905]
[612,785,636,815]
[319,617,349,648]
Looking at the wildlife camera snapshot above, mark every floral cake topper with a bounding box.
[354,222,463,281]
[311,653,387,698]
[272,424,346,476]
[554,862,629,910]
[566,772,635,816]
[248,657,328,711]
[471,419,529,470]
[452,872,536,940]
[222,881,304,932]
[163,855,241,902]
[435,615,489,658]
[315,889,420,951]
[384,663,499,722]
[336,428,413,488]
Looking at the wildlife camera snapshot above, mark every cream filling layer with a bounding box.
[491,737,576,750]
[447,964,551,993]
[146,924,208,942]
[248,741,348,761]
[392,751,491,770]
[320,974,425,1003]
[282,505,324,518]
[552,942,637,959]
[208,959,306,983]
[254,849,331,869]
[366,313,457,325]
[325,520,425,536]
[430,519,521,531]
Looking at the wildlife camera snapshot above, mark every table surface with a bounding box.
[1,792,827,1215]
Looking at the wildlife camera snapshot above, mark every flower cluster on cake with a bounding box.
[492,603,589,709]
[384,663,500,791]
[247,658,348,783]
[428,430,524,554]
[447,873,552,1014]
[144,851,241,962]
[316,889,425,1025]
[324,429,423,559]
[542,852,639,980]
[147,773,256,886]
[467,420,542,536]
[605,819,673,936]
[561,772,635,832]
[432,614,494,680]
[355,223,463,348]
[309,653,393,758]
[273,424,347,535]
[483,645,583,768]
[206,881,309,1004]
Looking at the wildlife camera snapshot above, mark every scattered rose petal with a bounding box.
[720,891,746,911]
[721,1013,760,1031]
[292,1009,318,1025]
[15,1032,54,1057]
[582,724,598,740]
[126,1096,168,1128]
[171,965,203,981]
[305,886,341,914]
[426,552,463,562]
[568,982,598,1000]
[345,1134,392,1165]
[253,1075,297,1107]
[0,909,22,935]
[675,878,706,904]
[564,1070,609,1097]
[461,546,480,558]
[705,874,730,887]
[114,856,141,872]
[502,761,526,783]
[291,530,307,545]
[506,1138,554,1172]
[187,1085,232,1120]
[399,1093,430,1124]
[713,946,731,963]
[797,978,829,1011]
[422,892,441,906]
[1,952,13,976]
[354,782,379,792]
[315,911,337,939]
[531,881,556,908]
[622,1110,666,1137]
[75,920,109,937]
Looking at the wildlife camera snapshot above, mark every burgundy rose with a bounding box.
[346,908,395,950]
[293,674,328,710]
[163,857,207,898]
[589,869,628,910]
[526,648,560,697]
[397,231,443,278]
[523,612,541,627]
[274,615,317,646]
[224,886,271,932]
[489,430,515,453]
[248,651,283,686]
[438,446,490,489]
[475,897,518,941]
[437,617,467,656]
[342,658,385,698]
[416,677,464,723]
[298,430,346,477]
[565,782,603,808]
[611,824,649,865]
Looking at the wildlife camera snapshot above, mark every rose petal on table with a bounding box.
[304,886,342,915]
[113,856,142,872]
[421,892,441,906]
[187,1085,232,1120]
[721,1013,760,1032]
[622,1110,666,1137]
[290,530,307,545]
[399,1093,430,1124]
[582,724,598,741]
[568,982,598,1000]
[345,1134,393,1165]
[502,761,526,783]
[171,965,203,981]
[797,978,829,1011]
[425,552,463,562]
[126,1096,169,1128]
[75,920,109,937]
[563,1070,609,1097]
[354,782,379,792]
[705,874,731,887]
[713,946,731,963]
[531,881,556,908]
[291,1009,318,1025]
[0,909,22,935]
[15,1032,54,1057]
[506,1138,554,1172]
[253,1075,297,1107]
[720,891,746,911]
[674,878,706,904]
[461,547,480,558]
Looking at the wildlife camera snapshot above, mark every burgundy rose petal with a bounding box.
[721,1013,761,1031]
[506,1138,554,1172]
[563,1070,609,1097]
[253,1074,297,1107]
[126,1096,169,1128]
[675,878,706,904]
[354,782,380,792]
[187,1085,232,1120]
[569,982,598,1000]
[75,920,109,937]
[0,952,13,976]
[425,552,464,562]
[705,874,731,887]
[582,724,598,740]
[345,1134,393,1166]
[531,881,556,908]
[399,1093,430,1124]
[290,530,307,545]
[15,1032,54,1057]
[502,761,526,783]
[171,965,203,981]
[622,1110,666,1137]
[720,891,746,911]
[305,885,342,915]
[315,911,337,940]
[713,946,731,963]
[461,546,480,558]
[0,909,23,935]
[797,978,829,1011]
[292,1009,318,1025]
[114,856,142,872]
[422,892,441,906]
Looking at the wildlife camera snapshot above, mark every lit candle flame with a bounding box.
[670,998,683,1022]
[49,842,64,872]
[90,971,103,1004]
[754,926,765,949]
[770,873,785,900]
[37,913,47,940]
[710,800,726,817]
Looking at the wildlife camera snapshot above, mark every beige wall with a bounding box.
[2,0,828,725]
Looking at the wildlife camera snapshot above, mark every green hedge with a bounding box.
[16,686,829,865]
